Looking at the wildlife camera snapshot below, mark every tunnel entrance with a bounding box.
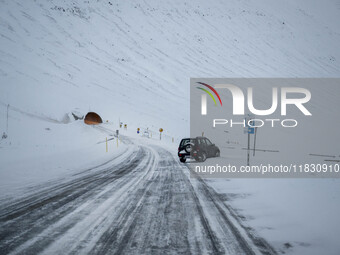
[84,112,103,125]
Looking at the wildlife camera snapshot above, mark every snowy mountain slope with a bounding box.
[1,1,340,255]
[1,0,340,138]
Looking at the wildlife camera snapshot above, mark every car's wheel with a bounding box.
[180,157,186,163]
[215,150,220,157]
[195,152,207,162]
[201,152,207,162]
[185,144,193,153]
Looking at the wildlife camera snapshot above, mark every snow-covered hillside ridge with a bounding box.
[0,1,340,254]
[1,0,340,137]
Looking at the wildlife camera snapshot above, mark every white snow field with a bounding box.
[0,0,340,254]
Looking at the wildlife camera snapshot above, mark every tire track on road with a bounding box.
[0,146,147,254]
[0,141,276,255]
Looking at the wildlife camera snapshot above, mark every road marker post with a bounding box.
[244,115,255,166]
[115,130,119,148]
[106,137,108,152]
[253,127,258,156]
[159,128,163,140]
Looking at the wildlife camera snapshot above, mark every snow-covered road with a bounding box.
[0,136,276,255]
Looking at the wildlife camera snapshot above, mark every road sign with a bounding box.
[244,117,255,135]
[247,119,255,134]
[159,128,163,140]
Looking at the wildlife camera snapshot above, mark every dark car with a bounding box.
[178,137,220,163]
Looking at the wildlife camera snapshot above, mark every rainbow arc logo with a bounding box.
[196,82,223,106]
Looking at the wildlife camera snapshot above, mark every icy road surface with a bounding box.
[0,138,276,255]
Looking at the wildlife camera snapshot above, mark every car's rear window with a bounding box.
[180,139,194,147]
